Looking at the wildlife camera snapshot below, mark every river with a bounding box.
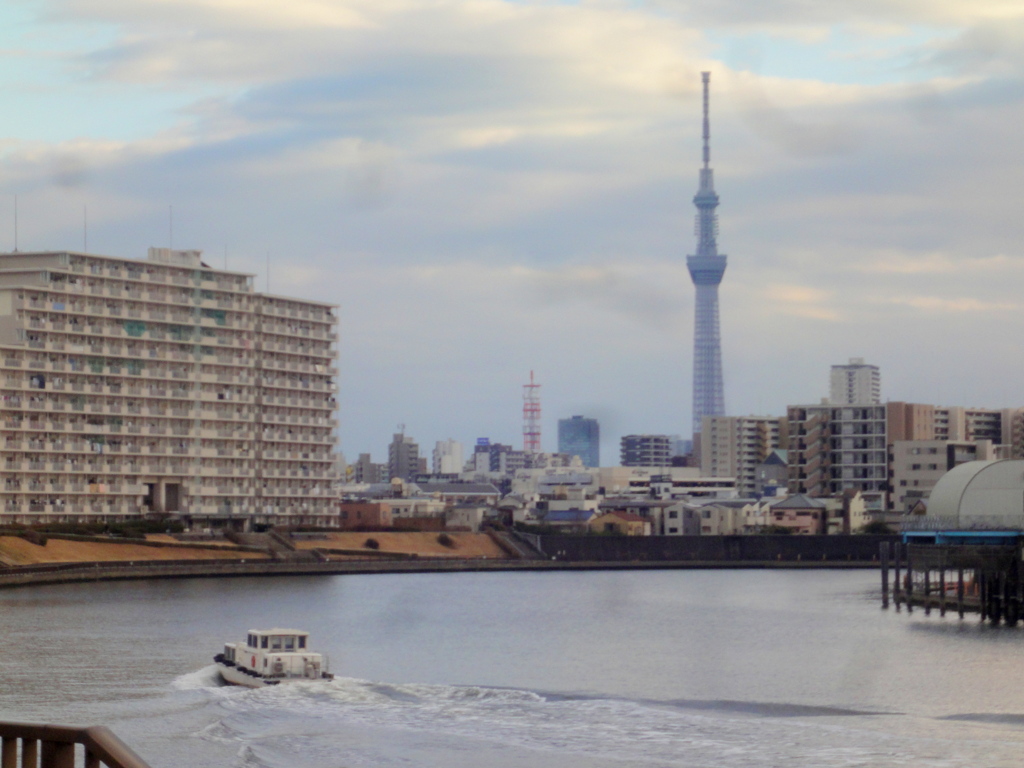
[3,569,1024,767]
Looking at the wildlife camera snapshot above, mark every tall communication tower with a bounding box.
[686,71,727,436]
[523,370,541,453]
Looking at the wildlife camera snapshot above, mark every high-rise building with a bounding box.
[387,432,421,481]
[432,439,463,475]
[687,71,727,436]
[0,248,338,528]
[829,358,880,405]
[700,415,789,497]
[558,416,599,467]
[620,435,672,467]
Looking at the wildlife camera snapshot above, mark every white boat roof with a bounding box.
[247,628,310,635]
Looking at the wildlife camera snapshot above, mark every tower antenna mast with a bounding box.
[523,371,541,453]
[686,71,727,438]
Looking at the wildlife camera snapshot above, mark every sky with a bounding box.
[3,0,1024,465]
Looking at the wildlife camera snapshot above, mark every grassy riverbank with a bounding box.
[0,531,508,566]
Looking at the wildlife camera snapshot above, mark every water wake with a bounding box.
[171,674,1021,768]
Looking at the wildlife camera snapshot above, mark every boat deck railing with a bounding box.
[0,721,151,768]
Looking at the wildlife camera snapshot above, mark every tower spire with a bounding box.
[687,71,727,436]
[702,71,711,170]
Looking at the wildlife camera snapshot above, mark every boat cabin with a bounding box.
[246,629,309,653]
[222,628,325,680]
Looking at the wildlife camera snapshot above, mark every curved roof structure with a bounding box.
[928,460,1024,528]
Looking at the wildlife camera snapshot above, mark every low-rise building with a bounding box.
[599,498,692,535]
[445,503,489,532]
[541,508,597,532]
[589,511,651,536]
[754,449,788,497]
[337,501,392,529]
[693,499,766,535]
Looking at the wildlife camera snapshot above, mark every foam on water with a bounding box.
[169,673,1024,768]
[170,664,225,691]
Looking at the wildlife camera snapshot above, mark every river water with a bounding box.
[3,569,1024,767]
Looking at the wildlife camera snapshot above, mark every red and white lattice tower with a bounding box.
[523,370,541,453]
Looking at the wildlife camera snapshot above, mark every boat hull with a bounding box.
[215,661,333,688]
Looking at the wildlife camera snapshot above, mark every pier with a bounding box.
[880,532,1024,625]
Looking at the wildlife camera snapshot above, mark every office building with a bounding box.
[387,432,422,481]
[0,248,338,527]
[558,416,599,468]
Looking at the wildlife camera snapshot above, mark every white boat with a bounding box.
[214,628,334,688]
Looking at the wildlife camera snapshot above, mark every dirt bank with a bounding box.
[293,532,509,559]
[0,536,269,566]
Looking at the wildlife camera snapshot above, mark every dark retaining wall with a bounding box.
[536,534,899,563]
[0,535,898,589]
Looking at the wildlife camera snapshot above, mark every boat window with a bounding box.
[298,636,306,649]
[284,637,295,651]
[248,634,255,647]
[271,636,282,650]
[261,636,268,649]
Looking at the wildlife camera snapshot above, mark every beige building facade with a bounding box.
[0,248,337,528]
[700,415,788,496]
[889,439,1005,513]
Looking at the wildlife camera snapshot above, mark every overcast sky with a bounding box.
[4,0,1024,464]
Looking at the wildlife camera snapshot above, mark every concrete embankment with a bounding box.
[0,532,896,589]
[0,554,883,589]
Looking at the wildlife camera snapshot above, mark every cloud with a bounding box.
[7,0,1024,455]
[878,294,1019,312]
[764,283,840,320]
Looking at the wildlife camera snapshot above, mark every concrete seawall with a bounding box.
[0,552,885,590]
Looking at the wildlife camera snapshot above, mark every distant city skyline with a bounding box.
[4,0,1024,462]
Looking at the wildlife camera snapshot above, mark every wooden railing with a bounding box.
[0,722,151,768]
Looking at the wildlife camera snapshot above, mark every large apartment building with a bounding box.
[787,403,897,512]
[788,401,1024,512]
[0,248,338,528]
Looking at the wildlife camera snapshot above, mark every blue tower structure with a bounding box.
[687,71,726,435]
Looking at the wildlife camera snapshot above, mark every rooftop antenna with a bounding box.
[13,194,18,252]
[224,245,228,270]
[169,205,173,250]
[266,251,270,293]
[83,205,88,252]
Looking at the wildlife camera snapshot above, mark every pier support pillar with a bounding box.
[880,542,889,609]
